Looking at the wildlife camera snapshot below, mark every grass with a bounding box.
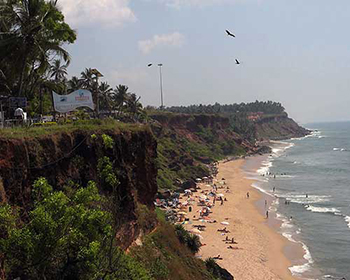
[0,119,148,139]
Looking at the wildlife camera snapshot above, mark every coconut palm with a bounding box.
[67,76,82,92]
[0,0,76,97]
[50,60,68,82]
[112,85,130,116]
[80,68,96,91]
[126,93,143,120]
[99,82,113,114]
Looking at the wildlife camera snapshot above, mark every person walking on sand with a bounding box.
[273,187,276,193]
[246,192,250,199]
[266,210,269,219]
[265,200,267,207]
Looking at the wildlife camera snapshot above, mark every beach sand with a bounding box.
[181,159,302,280]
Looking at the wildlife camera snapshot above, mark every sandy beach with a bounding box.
[181,159,302,280]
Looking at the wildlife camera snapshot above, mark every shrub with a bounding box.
[174,225,201,254]
[102,134,114,149]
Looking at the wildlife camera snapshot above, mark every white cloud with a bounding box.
[108,67,150,85]
[58,0,136,28]
[158,0,230,8]
[138,32,186,54]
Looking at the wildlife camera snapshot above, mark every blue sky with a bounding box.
[59,0,350,123]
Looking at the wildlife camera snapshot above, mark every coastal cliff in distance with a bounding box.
[149,110,309,190]
[255,113,310,140]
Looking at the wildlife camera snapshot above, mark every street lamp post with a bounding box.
[148,63,164,109]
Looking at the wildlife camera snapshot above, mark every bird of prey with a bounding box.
[235,59,240,65]
[226,30,235,37]
[148,63,153,67]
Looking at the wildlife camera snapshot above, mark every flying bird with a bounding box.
[235,59,240,65]
[148,63,153,67]
[226,30,235,37]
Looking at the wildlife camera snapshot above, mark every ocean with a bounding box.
[246,122,350,280]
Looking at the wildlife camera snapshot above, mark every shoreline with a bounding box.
[181,158,304,279]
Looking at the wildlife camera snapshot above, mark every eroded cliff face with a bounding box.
[150,113,253,151]
[255,115,310,140]
[0,127,158,248]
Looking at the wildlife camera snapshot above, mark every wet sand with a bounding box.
[181,159,304,279]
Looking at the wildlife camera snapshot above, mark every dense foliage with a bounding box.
[0,0,76,98]
[163,101,285,115]
[0,178,152,280]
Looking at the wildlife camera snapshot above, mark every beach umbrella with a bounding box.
[217,193,225,197]
[221,221,229,225]
[185,189,192,193]
[200,195,207,200]
[196,178,202,182]
[205,184,211,187]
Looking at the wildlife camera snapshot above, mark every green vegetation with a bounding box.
[0,178,152,279]
[153,119,245,190]
[163,101,285,115]
[0,119,147,139]
[130,221,218,280]
[0,1,145,120]
[0,0,76,98]
[174,225,202,254]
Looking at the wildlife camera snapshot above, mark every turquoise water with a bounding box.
[249,122,350,279]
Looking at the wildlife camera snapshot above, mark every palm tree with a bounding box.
[67,76,82,92]
[80,68,96,91]
[112,85,130,116]
[0,0,76,97]
[50,60,68,82]
[126,93,143,120]
[99,82,113,114]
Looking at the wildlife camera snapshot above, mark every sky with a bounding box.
[58,0,350,123]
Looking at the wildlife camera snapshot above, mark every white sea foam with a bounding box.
[257,160,273,175]
[305,205,341,214]
[345,216,350,229]
[289,242,314,276]
[278,193,331,204]
[251,182,274,197]
[333,147,348,152]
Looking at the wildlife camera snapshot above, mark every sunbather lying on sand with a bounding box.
[213,255,223,260]
[227,246,241,250]
[217,227,230,233]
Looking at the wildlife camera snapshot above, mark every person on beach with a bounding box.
[266,211,269,218]
[265,200,267,207]
[220,197,224,205]
[246,192,250,199]
[273,187,276,192]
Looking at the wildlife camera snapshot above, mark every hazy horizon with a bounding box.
[59,0,350,124]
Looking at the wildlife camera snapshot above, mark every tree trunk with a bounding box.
[18,51,29,97]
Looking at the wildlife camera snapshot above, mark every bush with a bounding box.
[205,258,234,280]
[174,225,201,254]
[0,178,153,280]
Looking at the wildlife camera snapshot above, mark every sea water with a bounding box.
[246,122,350,280]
